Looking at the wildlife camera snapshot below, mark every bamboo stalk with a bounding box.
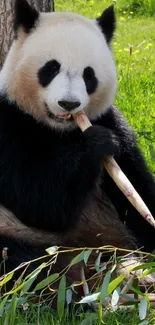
[73,111,155,229]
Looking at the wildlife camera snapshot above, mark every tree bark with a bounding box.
[0,0,54,69]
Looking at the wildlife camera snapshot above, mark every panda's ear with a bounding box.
[96,5,116,43]
[14,0,39,34]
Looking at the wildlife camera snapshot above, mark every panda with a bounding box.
[0,0,155,291]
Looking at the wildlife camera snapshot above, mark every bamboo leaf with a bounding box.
[95,252,102,272]
[0,272,14,286]
[139,267,155,278]
[21,277,37,295]
[70,252,84,266]
[100,271,111,303]
[10,294,17,324]
[25,266,43,281]
[34,273,59,291]
[84,250,92,265]
[57,275,66,320]
[46,246,58,255]
[107,274,125,295]
[127,285,145,297]
[139,297,147,321]
[66,289,72,305]
[0,296,8,317]
[120,293,137,302]
[132,262,155,271]
[79,293,99,304]
[4,294,17,325]
[111,288,120,307]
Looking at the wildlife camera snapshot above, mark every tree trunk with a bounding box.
[0,0,54,68]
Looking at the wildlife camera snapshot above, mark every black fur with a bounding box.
[14,0,39,34]
[0,95,118,232]
[83,67,98,95]
[0,95,155,253]
[38,60,61,87]
[97,5,116,43]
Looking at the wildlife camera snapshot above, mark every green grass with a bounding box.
[1,305,155,324]
[1,304,155,325]
[114,17,155,172]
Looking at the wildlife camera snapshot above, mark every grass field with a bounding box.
[1,1,155,324]
[1,305,155,325]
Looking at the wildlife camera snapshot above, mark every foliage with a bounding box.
[0,246,155,324]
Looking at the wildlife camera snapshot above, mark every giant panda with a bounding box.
[0,0,155,292]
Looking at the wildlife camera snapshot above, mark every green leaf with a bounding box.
[34,273,59,291]
[0,296,8,317]
[139,267,155,278]
[57,275,66,320]
[4,294,17,325]
[100,271,111,303]
[46,246,58,255]
[0,272,14,286]
[21,277,37,295]
[139,297,147,321]
[66,289,72,305]
[127,285,145,297]
[95,252,102,272]
[84,250,92,265]
[120,293,137,303]
[107,274,125,295]
[25,265,44,281]
[132,262,155,271]
[70,252,84,266]
[10,294,17,323]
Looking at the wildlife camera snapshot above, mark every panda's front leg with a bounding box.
[41,125,120,232]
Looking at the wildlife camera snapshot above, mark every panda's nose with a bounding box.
[58,100,81,111]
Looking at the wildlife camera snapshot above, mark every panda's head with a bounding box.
[0,0,117,131]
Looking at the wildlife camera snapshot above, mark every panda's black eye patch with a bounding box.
[38,60,61,87]
[83,67,98,94]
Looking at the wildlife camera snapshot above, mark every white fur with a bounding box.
[0,11,117,131]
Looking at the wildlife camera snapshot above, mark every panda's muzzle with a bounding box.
[58,100,81,111]
[45,103,74,122]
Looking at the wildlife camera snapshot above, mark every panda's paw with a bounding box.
[83,125,119,158]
